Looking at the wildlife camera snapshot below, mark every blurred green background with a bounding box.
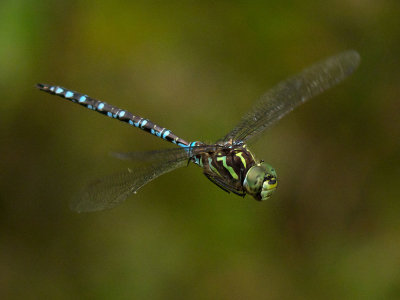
[1,0,400,299]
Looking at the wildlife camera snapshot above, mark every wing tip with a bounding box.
[339,50,361,74]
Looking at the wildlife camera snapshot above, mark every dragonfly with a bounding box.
[37,50,360,212]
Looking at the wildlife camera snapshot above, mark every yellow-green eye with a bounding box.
[243,166,265,194]
[244,162,278,201]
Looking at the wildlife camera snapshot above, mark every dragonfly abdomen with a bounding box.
[37,84,190,147]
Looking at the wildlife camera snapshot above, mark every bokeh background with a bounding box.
[1,1,400,299]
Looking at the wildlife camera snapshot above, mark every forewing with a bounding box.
[70,144,224,212]
[203,171,246,196]
[70,157,187,212]
[222,50,360,143]
[112,144,225,162]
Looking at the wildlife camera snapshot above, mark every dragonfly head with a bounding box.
[244,162,277,201]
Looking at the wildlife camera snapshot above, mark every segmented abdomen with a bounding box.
[37,84,190,147]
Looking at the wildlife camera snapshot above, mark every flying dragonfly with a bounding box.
[37,50,360,212]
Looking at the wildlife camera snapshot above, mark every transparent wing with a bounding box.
[222,50,360,143]
[112,147,192,162]
[70,144,224,212]
[112,144,225,162]
[203,171,245,196]
[70,152,190,212]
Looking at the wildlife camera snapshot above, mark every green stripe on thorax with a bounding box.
[235,152,246,168]
[217,156,239,180]
[208,157,221,176]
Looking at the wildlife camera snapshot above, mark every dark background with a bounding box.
[1,1,399,299]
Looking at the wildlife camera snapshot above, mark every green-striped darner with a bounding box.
[38,50,360,212]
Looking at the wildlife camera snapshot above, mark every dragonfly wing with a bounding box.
[112,147,191,162]
[71,144,223,212]
[70,157,187,212]
[202,160,247,197]
[221,50,360,143]
[203,171,246,196]
[112,144,225,162]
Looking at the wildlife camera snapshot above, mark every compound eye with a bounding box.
[244,166,267,194]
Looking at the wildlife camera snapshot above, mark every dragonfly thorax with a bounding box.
[192,143,277,200]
